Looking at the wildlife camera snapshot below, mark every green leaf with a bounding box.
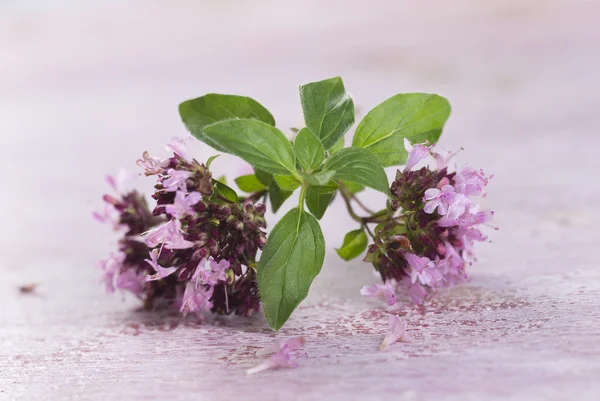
[274,175,301,191]
[202,119,297,175]
[213,180,238,203]
[306,186,337,220]
[335,229,368,261]
[235,174,266,193]
[299,77,355,149]
[341,181,364,194]
[352,93,451,167]
[330,137,345,154]
[254,169,273,186]
[179,94,275,150]
[301,170,336,186]
[268,182,293,213]
[293,128,325,172]
[324,148,389,195]
[205,154,220,169]
[257,207,325,330]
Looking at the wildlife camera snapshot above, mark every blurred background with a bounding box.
[1,1,599,399]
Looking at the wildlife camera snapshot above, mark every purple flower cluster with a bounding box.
[95,136,266,317]
[363,139,496,304]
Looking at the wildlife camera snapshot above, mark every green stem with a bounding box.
[298,184,307,212]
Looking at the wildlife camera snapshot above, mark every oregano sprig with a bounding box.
[96,76,494,331]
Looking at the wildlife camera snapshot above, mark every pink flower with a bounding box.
[180,282,214,315]
[115,269,145,296]
[165,191,202,219]
[192,257,230,286]
[143,219,194,249]
[163,169,192,192]
[380,315,411,351]
[360,282,397,306]
[98,252,126,294]
[136,151,168,176]
[423,185,457,216]
[105,169,131,193]
[165,135,190,161]
[403,138,430,171]
[431,148,462,170]
[144,250,178,281]
[453,165,490,196]
[246,337,306,375]
[405,253,442,287]
[92,204,125,231]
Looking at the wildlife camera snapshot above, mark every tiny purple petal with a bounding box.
[246,337,306,375]
[165,191,202,219]
[163,169,192,192]
[380,315,411,351]
[180,282,214,315]
[403,138,430,171]
[360,282,397,306]
[144,250,179,281]
[165,135,191,161]
[115,269,145,296]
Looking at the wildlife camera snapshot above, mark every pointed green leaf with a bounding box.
[293,128,325,172]
[335,229,368,261]
[299,77,355,149]
[268,182,293,213]
[330,137,345,154]
[202,119,296,175]
[235,174,266,193]
[274,175,301,191]
[257,208,325,330]
[179,94,275,151]
[301,170,336,187]
[324,148,389,195]
[352,93,450,167]
[213,180,238,203]
[254,169,274,186]
[306,186,337,220]
[205,154,220,169]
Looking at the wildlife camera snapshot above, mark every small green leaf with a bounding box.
[213,180,238,202]
[352,93,451,167]
[324,148,389,195]
[293,128,325,172]
[274,175,301,191]
[301,170,336,186]
[306,186,337,220]
[335,229,368,261]
[179,94,275,150]
[257,207,325,330]
[268,182,293,213]
[341,181,364,194]
[299,77,355,149]
[235,174,266,193]
[205,154,220,169]
[254,169,273,186]
[330,137,345,154]
[202,119,296,175]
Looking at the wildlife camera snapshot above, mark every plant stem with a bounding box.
[298,184,307,212]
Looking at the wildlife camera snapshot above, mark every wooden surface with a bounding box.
[1,1,599,400]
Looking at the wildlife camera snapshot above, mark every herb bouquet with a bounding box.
[95,77,495,330]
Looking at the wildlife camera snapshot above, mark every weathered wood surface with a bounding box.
[1,1,599,400]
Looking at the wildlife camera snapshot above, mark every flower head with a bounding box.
[380,315,411,351]
[246,337,306,375]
